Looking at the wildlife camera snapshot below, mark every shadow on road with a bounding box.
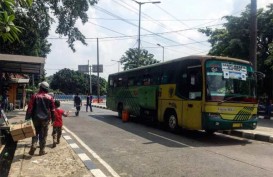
[90,114,252,148]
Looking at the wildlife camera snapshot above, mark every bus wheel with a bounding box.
[166,111,178,132]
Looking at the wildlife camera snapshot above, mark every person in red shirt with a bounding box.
[52,100,68,148]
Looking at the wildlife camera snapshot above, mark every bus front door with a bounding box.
[182,101,202,130]
[182,66,202,130]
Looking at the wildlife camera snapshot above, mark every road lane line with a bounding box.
[63,126,120,177]
[148,132,194,148]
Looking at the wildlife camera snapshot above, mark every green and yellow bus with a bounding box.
[107,55,259,133]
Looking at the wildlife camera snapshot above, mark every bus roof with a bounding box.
[109,55,252,77]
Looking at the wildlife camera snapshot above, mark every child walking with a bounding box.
[52,100,68,148]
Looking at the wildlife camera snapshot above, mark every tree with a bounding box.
[0,0,32,42]
[120,48,160,70]
[0,10,51,57]
[50,68,107,95]
[199,4,273,97]
[0,0,98,54]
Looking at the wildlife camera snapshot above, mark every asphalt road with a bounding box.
[62,103,273,177]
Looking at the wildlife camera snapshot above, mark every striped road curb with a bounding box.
[62,130,107,177]
[92,105,107,109]
[218,130,273,143]
[258,115,273,120]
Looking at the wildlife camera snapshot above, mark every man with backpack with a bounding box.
[25,81,55,156]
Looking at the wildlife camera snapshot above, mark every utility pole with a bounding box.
[133,0,161,67]
[97,38,100,103]
[88,60,92,95]
[157,43,165,62]
[249,0,257,71]
[111,60,121,72]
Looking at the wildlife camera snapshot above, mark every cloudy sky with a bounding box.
[45,0,272,80]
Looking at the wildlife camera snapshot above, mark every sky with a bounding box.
[45,0,272,80]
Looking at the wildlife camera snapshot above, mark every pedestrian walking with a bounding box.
[86,93,93,112]
[74,93,82,116]
[25,81,55,156]
[52,100,68,148]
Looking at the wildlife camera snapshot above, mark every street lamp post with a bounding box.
[133,0,161,67]
[111,60,121,72]
[157,43,164,62]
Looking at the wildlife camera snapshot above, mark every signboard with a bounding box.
[92,65,103,73]
[78,65,89,73]
[222,63,247,80]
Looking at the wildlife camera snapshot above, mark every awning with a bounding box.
[0,54,45,74]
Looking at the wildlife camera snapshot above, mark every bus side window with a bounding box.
[161,71,173,84]
[176,71,188,98]
[128,78,134,86]
[188,68,202,100]
[109,78,113,87]
[143,75,151,85]
[114,80,117,88]
[118,77,123,87]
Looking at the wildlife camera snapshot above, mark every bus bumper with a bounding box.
[202,113,258,131]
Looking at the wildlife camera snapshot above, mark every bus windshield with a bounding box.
[205,60,256,103]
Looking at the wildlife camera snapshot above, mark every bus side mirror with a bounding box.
[254,71,265,80]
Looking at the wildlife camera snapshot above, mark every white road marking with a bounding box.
[91,169,107,177]
[63,126,120,177]
[78,153,91,161]
[148,132,194,148]
[69,143,79,148]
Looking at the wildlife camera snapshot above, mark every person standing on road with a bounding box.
[25,81,55,156]
[74,93,82,116]
[52,100,68,148]
[86,93,93,112]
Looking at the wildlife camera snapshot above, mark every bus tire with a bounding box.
[165,110,178,132]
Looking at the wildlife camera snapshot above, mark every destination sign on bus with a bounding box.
[222,63,247,73]
[222,63,247,80]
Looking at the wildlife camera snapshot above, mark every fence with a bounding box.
[54,94,106,103]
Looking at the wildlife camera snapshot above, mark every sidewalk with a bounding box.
[3,105,273,176]
[4,109,93,177]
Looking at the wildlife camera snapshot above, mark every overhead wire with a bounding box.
[116,0,210,51]
[88,17,219,22]
[47,23,224,40]
[94,4,204,52]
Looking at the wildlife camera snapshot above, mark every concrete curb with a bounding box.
[219,130,273,144]
[92,105,107,109]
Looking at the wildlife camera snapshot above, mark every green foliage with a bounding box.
[0,0,98,53]
[50,68,107,95]
[0,0,32,42]
[0,10,51,56]
[120,48,160,70]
